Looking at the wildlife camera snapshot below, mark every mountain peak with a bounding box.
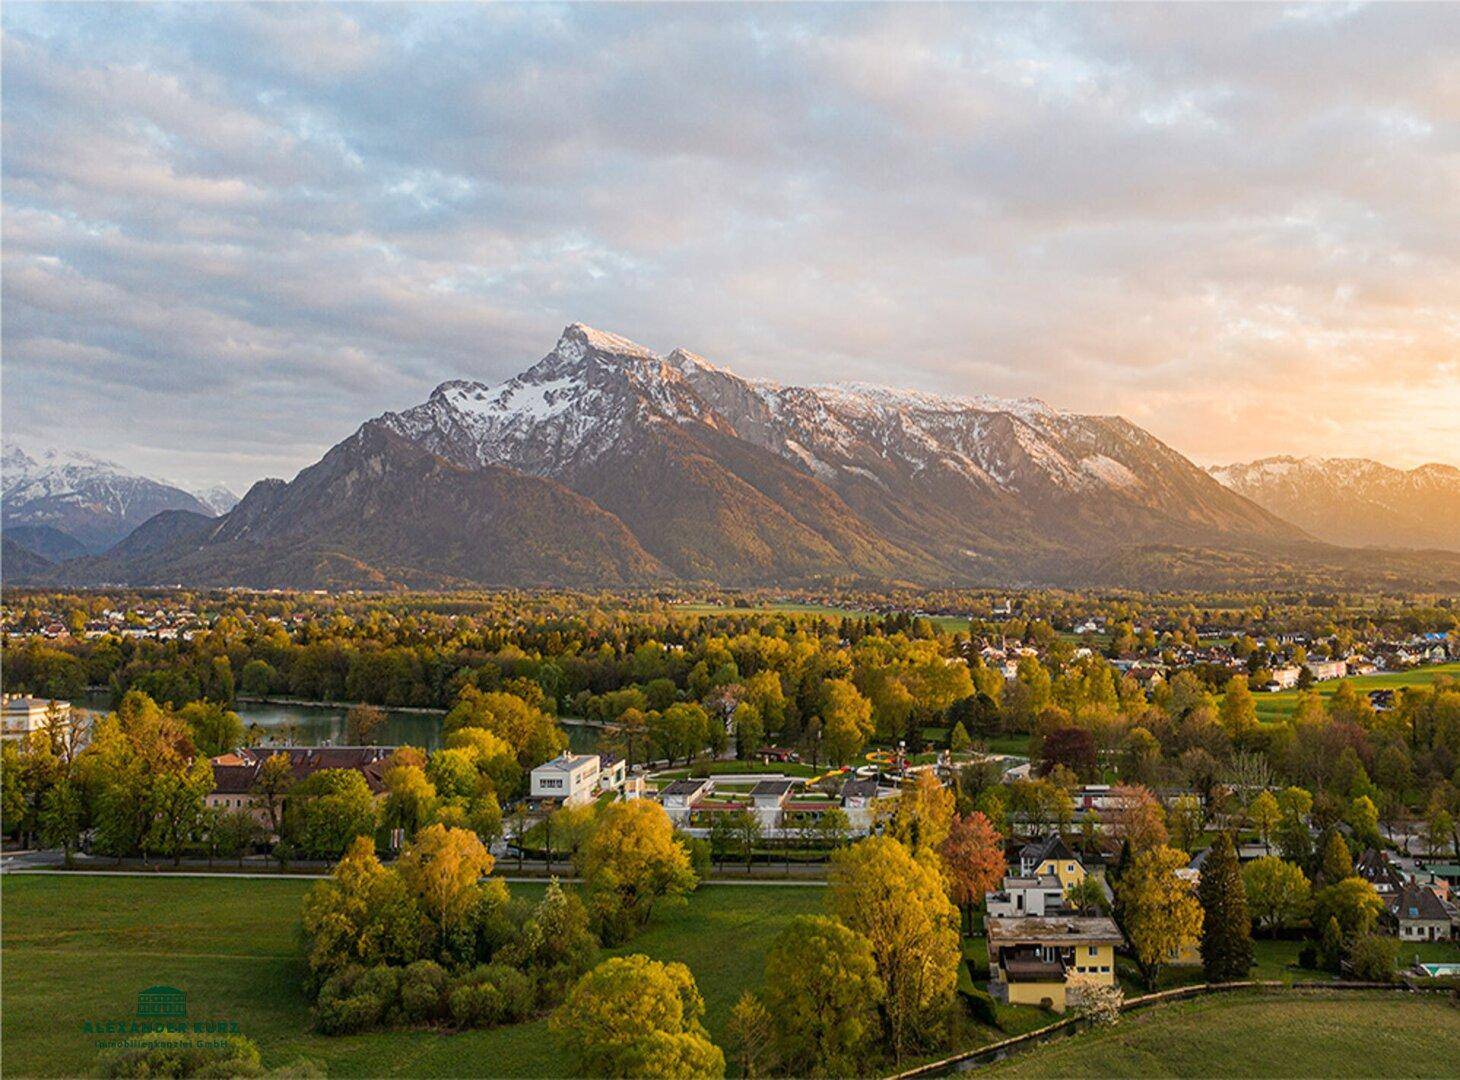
[555,323,657,362]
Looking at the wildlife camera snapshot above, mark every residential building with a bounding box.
[206,745,394,833]
[1016,834,1087,888]
[659,778,713,825]
[530,753,624,806]
[1,694,72,743]
[1305,659,1348,682]
[1390,883,1452,942]
[1355,848,1407,898]
[985,915,1124,1012]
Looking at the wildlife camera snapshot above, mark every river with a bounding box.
[77,691,602,754]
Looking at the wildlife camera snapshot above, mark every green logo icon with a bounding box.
[136,986,188,1019]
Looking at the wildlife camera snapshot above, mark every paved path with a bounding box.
[3,867,825,886]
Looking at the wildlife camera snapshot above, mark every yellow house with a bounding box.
[986,915,1123,1013]
[1017,834,1088,889]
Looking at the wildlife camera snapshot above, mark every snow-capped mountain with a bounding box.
[191,483,241,516]
[2,444,215,553]
[1210,456,1460,551]
[370,324,1298,581]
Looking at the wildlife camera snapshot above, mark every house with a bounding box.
[206,745,394,833]
[530,753,624,806]
[1390,883,1452,942]
[1355,848,1407,898]
[1,694,73,743]
[985,915,1124,1012]
[1267,665,1301,691]
[1305,659,1348,682]
[839,776,891,833]
[1016,834,1087,888]
[986,872,1067,918]
[659,778,713,825]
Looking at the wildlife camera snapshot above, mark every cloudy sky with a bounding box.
[3,2,1457,491]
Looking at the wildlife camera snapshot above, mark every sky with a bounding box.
[3,2,1458,492]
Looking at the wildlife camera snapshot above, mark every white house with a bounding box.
[530,753,609,806]
[1,694,71,743]
[1305,659,1348,682]
[659,777,713,824]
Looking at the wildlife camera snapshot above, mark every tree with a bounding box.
[1038,727,1096,780]
[285,769,379,860]
[829,836,960,1060]
[346,704,387,745]
[948,721,972,753]
[178,701,244,758]
[1249,790,1280,854]
[552,955,724,1079]
[213,808,261,866]
[1196,832,1252,981]
[1107,786,1168,853]
[1312,877,1383,941]
[732,703,764,761]
[1116,845,1203,990]
[38,778,83,867]
[1242,856,1311,935]
[938,811,1005,935]
[1317,829,1353,885]
[821,680,874,764]
[761,915,883,1076]
[1065,876,1108,915]
[1345,796,1381,851]
[1348,934,1398,982]
[1218,676,1259,738]
[1167,794,1205,855]
[1275,786,1314,866]
[724,991,775,1079]
[395,823,496,955]
[146,756,215,865]
[889,771,955,857]
[576,800,696,944]
[383,765,438,843]
[252,752,295,839]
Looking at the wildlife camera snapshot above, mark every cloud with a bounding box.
[2,2,1457,488]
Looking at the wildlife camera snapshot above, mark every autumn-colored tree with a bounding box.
[821,679,875,764]
[829,836,960,1060]
[1038,727,1096,780]
[383,764,438,841]
[889,772,955,857]
[1242,856,1311,934]
[761,915,883,1076]
[1248,790,1280,854]
[1197,832,1252,981]
[1218,676,1259,738]
[1312,876,1384,940]
[938,811,1005,935]
[300,835,429,976]
[395,823,497,952]
[1167,794,1204,855]
[251,752,295,839]
[552,955,724,1079]
[345,703,387,745]
[1116,844,1203,990]
[723,992,776,1079]
[576,800,696,944]
[1317,829,1353,885]
[1106,785,1168,853]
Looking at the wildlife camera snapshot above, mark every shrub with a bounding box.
[1298,944,1319,969]
[1348,934,1399,982]
[97,1032,262,1077]
[397,960,450,1024]
[315,964,400,1034]
[448,963,536,1028]
[960,987,999,1026]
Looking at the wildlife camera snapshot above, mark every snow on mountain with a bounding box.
[1210,456,1460,551]
[191,484,241,515]
[2,442,216,553]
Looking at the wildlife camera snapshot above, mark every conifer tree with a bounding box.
[1197,832,1253,981]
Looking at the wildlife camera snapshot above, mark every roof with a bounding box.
[1020,834,1079,866]
[986,915,1124,947]
[210,746,396,795]
[660,778,711,797]
[533,753,598,774]
[1393,884,1450,923]
[840,777,879,799]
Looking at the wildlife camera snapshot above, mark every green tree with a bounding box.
[1248,790,1280,854]
[732,702,764,760]
[1312,877,1383,940]
[821,679,875,764]
[1242,856,1311,935]
[1317,829,1353,885]
[723,991,775,1079]
[38,777,83,867]
[178,701,244,758]
[1196,832,1252,981]
[576,800,696,944]
[552,955,724,1079]
[761,915,883,1076]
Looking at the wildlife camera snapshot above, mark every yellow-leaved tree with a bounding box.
[829,836,960,1061]
[552,954,724,1079]
[1116,844,1203,989]
[576,799,697,944]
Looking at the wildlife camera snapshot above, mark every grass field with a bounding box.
[1251,662,1460,723]
[982,989,1460,1077]
[0,874,826,1078]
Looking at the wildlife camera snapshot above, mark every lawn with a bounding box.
[981,989,1460,1077]
[0,874,825,1078]
[1250,662,1460,723]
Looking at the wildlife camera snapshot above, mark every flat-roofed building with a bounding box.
[986,915,1123,1012]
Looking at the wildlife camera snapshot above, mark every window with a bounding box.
[1088,946,1098,957]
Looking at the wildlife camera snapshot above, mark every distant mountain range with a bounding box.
[2,444,240,564]
[1209,457,1460,552]
[6,327,1459,592]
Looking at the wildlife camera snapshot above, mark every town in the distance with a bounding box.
[2,584,1457,1076]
